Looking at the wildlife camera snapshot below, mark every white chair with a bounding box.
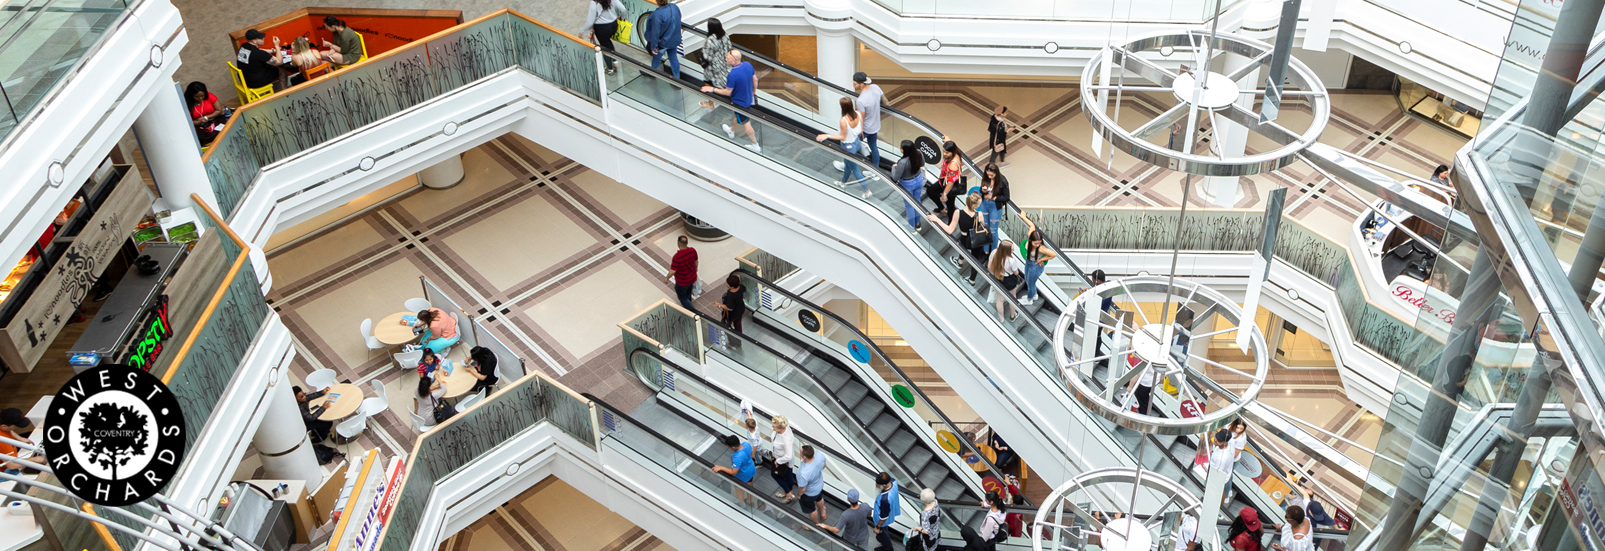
[358,380,389,417]
[305,369,337,392]
[404,298,431,313]
[455,389,486,413]
[410,408,435,432]
[359,318,385,359]
[393,349,423,371]
[333,412,369,455]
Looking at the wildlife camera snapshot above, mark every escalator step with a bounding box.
[802,357,835,378]
[936,478,968,502]
[836,381,870,410]
[817,366,852,391]
[901,444,933,470]
[867,413,900,440]
[917,461,948,489]
[883,430,916,457]
[852,396,887,424]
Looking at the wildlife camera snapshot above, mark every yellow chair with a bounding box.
[227,62,273,105]
[355,32,368,64]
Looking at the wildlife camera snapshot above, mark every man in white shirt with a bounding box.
[1174,512,1200,551]
[1208,429,1237,473]
[852,72,885,167]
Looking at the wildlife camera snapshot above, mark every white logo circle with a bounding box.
[67,391,160,481]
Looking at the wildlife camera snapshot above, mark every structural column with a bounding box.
[132,84,220,213]
[418,153,466,189]
[1201,56,1261,207]
[252,376,322,488]
[815,28,856,117]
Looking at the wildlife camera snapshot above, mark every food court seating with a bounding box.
[302,62,331,82]
[333,413,368,453]
[393,349,423,371]
[359,318,385,359]
[305,368,337,392]
[410,408,435,432]
[226,62,273,105]
[455,389,486,413]
[359,380,388,417]
[404,298,430,313]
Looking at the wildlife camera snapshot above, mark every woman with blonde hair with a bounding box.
[989,244,1025,321]
[287,37,322,85]
[929,192,990,284]
[770,415,798,502]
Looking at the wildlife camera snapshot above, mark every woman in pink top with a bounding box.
[409,307,459,353]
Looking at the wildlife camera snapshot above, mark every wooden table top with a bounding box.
[437,360,477,399]
[968,443,997,472]
[373,311,418,345]
[317,383,364,421]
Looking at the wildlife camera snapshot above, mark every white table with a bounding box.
[0,480,41,551]
[23,397,49,429]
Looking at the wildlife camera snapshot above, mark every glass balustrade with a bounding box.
[0,0,129,142]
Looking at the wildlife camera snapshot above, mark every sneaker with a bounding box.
[783,494,797,504]
[723,124,736,139]
[952,256,964,267]
[833,160,845,171]
[606,67,617,76]
[774,491,787,499]
[1020,296,1034,305]
[745,143,762,153]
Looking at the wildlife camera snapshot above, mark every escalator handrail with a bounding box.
[584,392,870,550]
[669,22,1094,290]
[732,268,1020,492]
[605,48,1067,371]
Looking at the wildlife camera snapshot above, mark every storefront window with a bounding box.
[1397,76,1483,138]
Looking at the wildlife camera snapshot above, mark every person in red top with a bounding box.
[185,82,230,145]
[1228,508,1265,551]
[668,235,698,311]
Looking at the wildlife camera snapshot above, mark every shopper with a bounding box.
[1015,211,1057,305]
[293,386,333,443]
[465,345,499,393]
[960,490,1008,551]
[667,235,698,311]
[582,0,628,74]
[700,19,732,88]
[1174,512,1202,551]
[1229,419,1250,461]
[769,415,798,502]
[870,472,901,551]
[1134,362,1156,414]
[717,273,748,334]
[894,140,926,229]
[1228,508,1266,551]
[929,193,989,284]
[416,348,445,377]
[796,445,829,523]
[988,430,1016,471]
[815,97,870,197]
[852,72,885,167]
[0,410,33,441]
[987,105,1011,165]
[1209,429,1236,474]
[1089,269,1114,312]
[990,244,1025,321]
[711,434,757,484]
[817,489,872,549]
[1430,164,1450,187]
[185,82,229,145]
[1272,505,1315,551]
[928,138,964,217]
[409,307,459,353]
[909,488,941,551]
[979,163,1011,250]
[701,50,760,152]
[236,29,287,90]
[643,0,682,78]
[319,17,364,68]
[414,376,445,420]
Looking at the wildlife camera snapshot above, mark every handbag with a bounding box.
[967,212,990,249]
[613,18,633,44]
[432,396,455,424]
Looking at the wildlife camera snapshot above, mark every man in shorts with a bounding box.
[795,445,829,522]
[701,50,760,153]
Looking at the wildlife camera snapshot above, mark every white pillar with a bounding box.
[253,378,322,488]
[133,84,220,213]
[816,29,856,117]
[1201,55,1261,208]
[418,153,465,189]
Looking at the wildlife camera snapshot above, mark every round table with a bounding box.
[966,443,998,472]
[317,383,364,421]
[437,360,478,399]
[373,312,419,345]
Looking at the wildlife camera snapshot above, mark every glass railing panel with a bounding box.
[622,301,701,358]
[235,74,353,168]
[424,14,514,94]
[332,41,438,129]
[380,373,596,550]
[0,0,128,141]
[596,402,861,551]
[508,13,602,102]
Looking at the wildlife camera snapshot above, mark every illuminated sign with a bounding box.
[125,295,170,371]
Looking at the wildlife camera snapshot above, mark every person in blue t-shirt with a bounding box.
[701,49,761,153]
[711,434,757,483]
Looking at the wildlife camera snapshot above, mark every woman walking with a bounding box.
[929,138,964,217]
[909,488,942,551]
[978,163,1009,252]
[929,193,990,285]
[816,97,870,197]
[1016,211,1058,305]
[700,18,732,88]
[990,244,1025,321]
[582,0,627,74]
[894,140,926,229]
[769,415,798,502]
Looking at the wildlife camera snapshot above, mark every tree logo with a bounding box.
[43,365,185,506]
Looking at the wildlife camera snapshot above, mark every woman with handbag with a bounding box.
[909,488,941,551]
[928,192,990,285]
[582,0,628,75]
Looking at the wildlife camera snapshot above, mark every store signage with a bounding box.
[1391,284,1457,324]
[43,364,185,506]
[124,295,170,371]
[1562,479,1605,551]
[891,384,916,408]
[0,173,151,372]
[798,309,820,333]
[848,340,871,363]
[352,459,402,551]
[913,136,941,165]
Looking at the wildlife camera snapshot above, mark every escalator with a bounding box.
[625,348,1043,550]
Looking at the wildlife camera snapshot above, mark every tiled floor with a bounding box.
[437,476,676,551]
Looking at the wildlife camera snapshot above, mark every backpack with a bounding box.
[313,444,342,465]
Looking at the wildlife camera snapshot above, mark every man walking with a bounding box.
[817,489,872,550]
[870,472,901,551]
[853,72,885,167]
[701,50,761,153]
[796,445,829,523]
[987,105,1010,165]
[668,235,698,311]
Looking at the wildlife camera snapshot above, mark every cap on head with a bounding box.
[1240,508,1262,531]
[853,72,870,84]
[1214,429,1231,444]
[245,29,266,41]
[846,488,861,503]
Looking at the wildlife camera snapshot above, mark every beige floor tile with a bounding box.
[267,175,417,251]
[651,232,753,286]
[898,100,990,151]
[1293,199,1361,242]
[1330,93,1402,127]
[965,84,1073,119]
[268,220,388,287]
[464,523,520,551]
[293,258,434,371]
[523,260,670,360]
[439,193,594,292]
[1046,104,1149,175]
[1000,147,1105,207]
[1342,413,1384,469]
[566,169,668,227]
[395,147,517,223]
[515,478,634,550]
[1395,124,1468,164]
[504,133,566,166]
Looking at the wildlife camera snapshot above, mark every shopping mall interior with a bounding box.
[0,0,1597,550]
